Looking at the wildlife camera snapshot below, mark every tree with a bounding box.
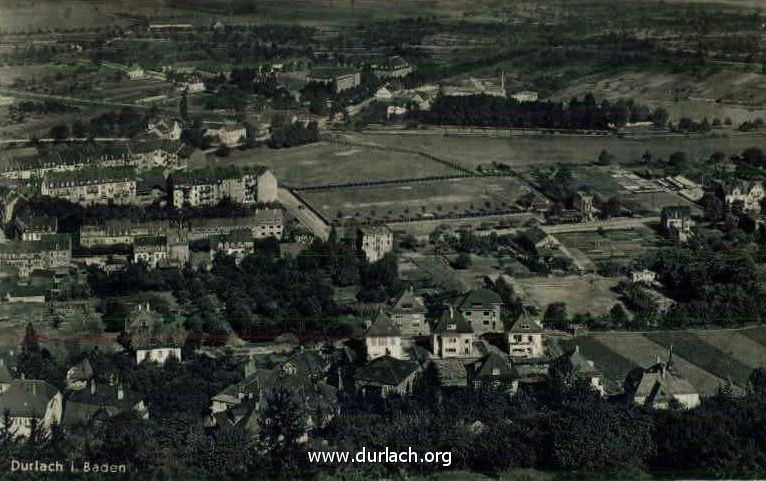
[179,91,189,121]
[543,303,568,330]
[452,253,472,269]
[609,303,629,326]
[258,389,308,469]
[48,123,69,141]
[597,149,614,166]
[651,107,669,127]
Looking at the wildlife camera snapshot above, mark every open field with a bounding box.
[299,176,536,223]
[398,251,468,292]
[347,132,766,170]
[553,69,766,125]
[202,142,461,188]
[511,275,622,317]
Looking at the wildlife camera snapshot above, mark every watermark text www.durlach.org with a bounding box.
[308,447,452,467]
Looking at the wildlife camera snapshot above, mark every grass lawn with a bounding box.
[349,132,766,170]
[203,142,460,188]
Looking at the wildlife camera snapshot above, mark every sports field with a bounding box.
[299,175,536,223]
[203,142,461,188]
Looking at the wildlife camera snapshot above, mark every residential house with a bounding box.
[510,91,538,103]
[209,229,255,265]
[371,56,413,79]
[127,65,145,80]
[456,288,503,334]
[358,225,393,263]
[66,358,94,390]
[389,287,429,337]
[41,167,136,206]
[170,166,277,207]
[551,346,606,396]
[13,215,57,241]
[573,191,595,221]
[624,349,700,409]
[353,355,421,398]
[519,227,558,253]
[63,380,148,426]
[0,234,72,278]
[125,303,184,365]
[147,120,183,141]
[466,352,516,392]
[507,312,545,359]
[713,179,764,213]
[432,307,474,359]
[210,369,338,438]
[0,380,62,437]
[132,236,168,268]
[630,269,657,284]
[280,350,332,381]
[365,311,402,360]
[375,85,394,101]
[253,209,284,240]
[660,206,694,243]
[206,122,246,147]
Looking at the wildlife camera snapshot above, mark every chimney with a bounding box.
[90,380,96,395]
[117,384,124,400]
[449,306,454,319]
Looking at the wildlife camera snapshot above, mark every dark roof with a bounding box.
[63,383,142,426]
[0,380,59,418]
[354,355,420,387]
[471,352,513,380]
[171,165,266,185]
[558,346,601,377]
[457,288,503,310]
[521,226,549,245]
[390,288,426,314]
[282,350,329,377]
[508,312,544,334]
[44,167,135,186]
[366,311,400,337]
[433,308,473,334]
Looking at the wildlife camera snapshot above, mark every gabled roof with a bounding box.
[282,350,329,377]
[391,288,426,314]
[471,352,513,379]
[508,312,544,334]
[67,358,94,381]
[633,361,697,401]
[433,308,473,334]
[63,383,142,426]
[0,380,59,418]
[521,226,550,246]
[557,346,601,377]
[354,355,420,387]
[457,288,503,310]
[366,311,400,337]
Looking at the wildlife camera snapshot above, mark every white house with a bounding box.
[375,85,394,101]
[364,311,402,360]
[511,91,538,103]
[507,313,545,359]
[0,380,62,438]
[432,307,474,359]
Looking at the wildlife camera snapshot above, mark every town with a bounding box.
[0,0,766,480]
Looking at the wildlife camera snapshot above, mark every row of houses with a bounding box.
[0,141,199,180]
[39,165,278,207]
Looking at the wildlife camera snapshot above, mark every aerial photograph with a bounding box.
[0,0,765,479]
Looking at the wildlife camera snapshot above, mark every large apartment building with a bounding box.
[357,225,393,263]
[41,167,137,206]
[170,166,277,207]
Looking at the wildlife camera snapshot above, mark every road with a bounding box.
[277,188,331,241]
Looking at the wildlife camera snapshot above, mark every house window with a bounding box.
[491,368,500,376]
[514,335,522,342]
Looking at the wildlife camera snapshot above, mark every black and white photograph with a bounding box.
[0,0,766,480]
